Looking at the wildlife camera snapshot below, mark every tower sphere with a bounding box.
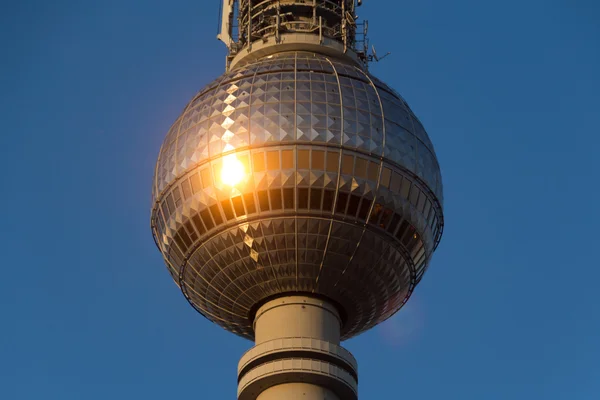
[151,51,444,341]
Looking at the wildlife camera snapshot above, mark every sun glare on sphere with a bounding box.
[221,153,245,186]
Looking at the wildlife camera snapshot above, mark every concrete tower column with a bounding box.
[257,383,339,400]
[254,296,341,345]
[237,296,358,400]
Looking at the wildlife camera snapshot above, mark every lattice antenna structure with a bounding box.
[218,0,374,70]
[152,1,444,399]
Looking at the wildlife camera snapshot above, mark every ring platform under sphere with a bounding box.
[151,52,444,340]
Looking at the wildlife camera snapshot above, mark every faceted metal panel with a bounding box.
[151,52,444,340]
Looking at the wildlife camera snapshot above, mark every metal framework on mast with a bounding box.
[218,0,373,70]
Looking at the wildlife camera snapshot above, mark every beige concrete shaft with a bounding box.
[253,296,342,345]
[257,383,340,400]
[249,296,344,399]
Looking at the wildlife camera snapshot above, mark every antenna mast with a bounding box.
[217,0,372,70]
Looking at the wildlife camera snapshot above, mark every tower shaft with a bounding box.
[258,384,339,400]
[237,296,358,400]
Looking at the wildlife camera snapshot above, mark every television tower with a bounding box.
[151,1,444,399]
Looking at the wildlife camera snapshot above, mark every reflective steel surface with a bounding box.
[151,52,444,340]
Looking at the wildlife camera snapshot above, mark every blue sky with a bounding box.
[1,1,599,399]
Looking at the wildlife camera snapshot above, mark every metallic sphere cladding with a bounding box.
[151,52,444,340]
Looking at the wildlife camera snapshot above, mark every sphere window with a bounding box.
[409,186,420,207]
[298,150,310,169]
[417,193,426,213]
[312,150,325,170]
[160,201,169,220]
[181,179,192,199]
[390,172,402,193]
[369,203,383,225]
[380,168,391,188]
[282,150,294,169]
[379,208,393,229]
[267,151,280,170]
[188,173,200,194]
[253,152,266,172]
[326,151,339,172]
[200,209,214,230]
[355,158,367,179]
[367,161,379,182]
[221,200,235,220]
[400,178,411,199]
[336,192,349,214]
[184,221,197,240]
[322,190,334,212]
[388,213,401,235]
[201,169,212,189]
[243,193,257,214]
[166,193,175,213]
[341,154,354,175]
[209,204,223,225]
[192,215,206,235]
[257,190,270,211]
[283,188,295,209]
[298,188,309,209]
[232,196,245,217]
[270,189,283,210]
[310,188,322,210]
[357,198,371,221]
[172,187,182,208]
[347,195,361,217]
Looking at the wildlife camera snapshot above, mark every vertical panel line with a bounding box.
[314,57,344,291]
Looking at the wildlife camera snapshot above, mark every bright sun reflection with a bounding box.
[220,153,245,186]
